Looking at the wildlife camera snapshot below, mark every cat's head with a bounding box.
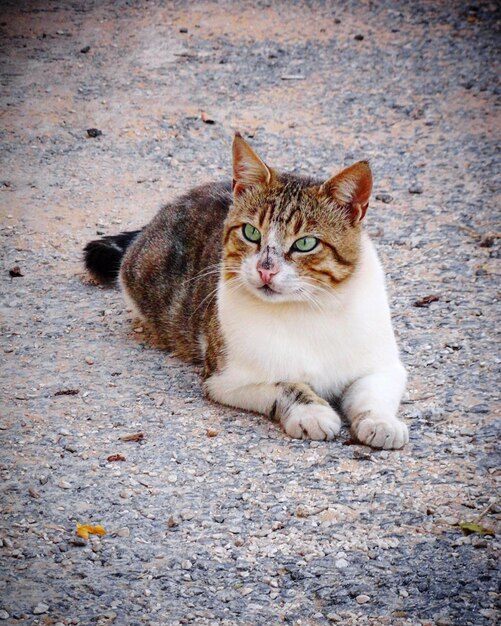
[222,133,372,304]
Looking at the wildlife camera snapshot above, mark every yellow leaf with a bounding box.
[458,521,495,536]
[76,523,107,539]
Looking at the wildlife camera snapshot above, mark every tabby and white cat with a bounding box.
[84,133,408,449]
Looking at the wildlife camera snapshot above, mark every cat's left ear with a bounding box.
[232,132,273,197]
[320,160,373,223]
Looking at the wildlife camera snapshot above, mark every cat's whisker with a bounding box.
[182,263,225,285]
[189,270,246,317]
[183,263,243,288]
[296,287,325,313]
[188,285,221,320]
[303,277,343,303]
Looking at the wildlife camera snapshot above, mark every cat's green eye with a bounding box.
[292,236,319,253]
[243,223,261,243]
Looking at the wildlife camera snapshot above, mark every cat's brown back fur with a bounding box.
[120,181,231,362]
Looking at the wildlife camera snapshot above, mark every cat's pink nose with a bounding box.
[258,267,278,284]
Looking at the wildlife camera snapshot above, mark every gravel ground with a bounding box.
[1,1,500,625]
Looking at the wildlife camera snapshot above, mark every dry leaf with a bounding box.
[107,453,126,462]
[76,523,107,540]
[9,266,23,278]
[120,432,144,443]
[201,111,215,124]
[414,294,440,308]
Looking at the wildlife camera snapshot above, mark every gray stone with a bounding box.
[408,182,423,194]
[33,603,49,614]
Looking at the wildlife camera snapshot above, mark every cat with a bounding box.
[84,132,409,449]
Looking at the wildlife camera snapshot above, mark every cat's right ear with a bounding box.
[232,132,272,197]
[320,160,373,223]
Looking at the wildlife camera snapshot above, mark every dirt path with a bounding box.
[1,1,499,625]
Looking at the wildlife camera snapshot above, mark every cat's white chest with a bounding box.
[218,289,383,398]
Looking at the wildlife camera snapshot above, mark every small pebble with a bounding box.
[33,603,49,615]
[356,595,370,604]
[480,609,498,619]
[85,356,94,365]
[116,527,130,538]
[375,192,393,203]
[57,480,71,489]
[0,610,9,620]
[408,182,423,194]
[335,558,349,569]
[471,536,488,548]
[181,559,192,570]
[69,537,86,547]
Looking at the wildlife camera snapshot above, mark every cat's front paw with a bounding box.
[352,414,408,449]
[283,404,341,441]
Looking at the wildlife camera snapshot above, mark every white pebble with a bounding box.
[335,558,349,569]
[57,480,71,489]
[33,603,49,614]
[356,594,370,604]
[0,610,9,620]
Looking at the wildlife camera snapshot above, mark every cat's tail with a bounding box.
[83,230,141,284]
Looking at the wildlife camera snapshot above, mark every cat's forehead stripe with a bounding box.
[257,201,274,228]
[273,183,304,223]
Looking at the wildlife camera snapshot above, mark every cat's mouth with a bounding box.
[259,284,278,295]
